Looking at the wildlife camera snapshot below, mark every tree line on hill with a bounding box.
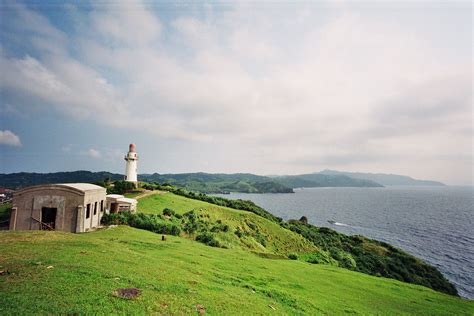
[0,170,444,192]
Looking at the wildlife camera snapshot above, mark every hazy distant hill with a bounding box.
[272,173,383,188]
[0,171,293,193]
[139,172,294,193]
[0,171,385,192]
[319,170,445,186]
[0,171,123,189]
[7,169,448,191]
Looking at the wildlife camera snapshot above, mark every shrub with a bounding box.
[210,223,230,233]
[299,216,308,224]
[234,227,244,238]
[288,253,299,260]
[162,208,175,216]
[196,232,221,247]
[101,212,180,236]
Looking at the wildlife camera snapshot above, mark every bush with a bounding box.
[288,253,299,260]
[234,227,244,238]
[196,232,221,247]
[101,212,180,236]
[299,216,308,224]
[210,223,230,233]
[110,180,136,194]
[162,208,175,216]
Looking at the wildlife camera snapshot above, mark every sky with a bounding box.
[0,0,472,185]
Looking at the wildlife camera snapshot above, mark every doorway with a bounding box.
[111,203,119,214]
[41,207,57,229]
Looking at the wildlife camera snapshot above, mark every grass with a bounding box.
[1,192,472,314]
[0,226,472,315]
[138,192,317,256]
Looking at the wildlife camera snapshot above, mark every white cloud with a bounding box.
[0,1,471,183]
[86,149,101,159]
[0,130,22,147]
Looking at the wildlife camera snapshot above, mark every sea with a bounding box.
[214,186,474,299]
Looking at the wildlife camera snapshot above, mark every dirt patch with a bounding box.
[195,304,206,314]
[113,288,142,299]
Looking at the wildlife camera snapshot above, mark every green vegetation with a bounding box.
[142,183,282,223]
[95,180,137,195]
[141,172,294,193]
[137,191,316,256]
[285,220,458,296]
[0,203,11,225]
[0,227,472,315]
[0,170,388,192]
[0,181,468,314]
[101,212,181,236]
[138,189,460,296]
[0,171,123,189]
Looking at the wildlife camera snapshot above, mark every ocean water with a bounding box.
[214,186,474,299]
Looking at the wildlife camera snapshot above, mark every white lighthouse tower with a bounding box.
[124,143,138,183]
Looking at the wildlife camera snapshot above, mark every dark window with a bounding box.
[86,204,91,219]
[94,202,97,215]
[100,200,104,213]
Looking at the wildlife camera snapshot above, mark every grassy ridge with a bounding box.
[137,191,316,256]
[0,226,472,315]
[138,191,460,296]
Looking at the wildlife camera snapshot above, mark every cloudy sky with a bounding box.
[0,0,472,184]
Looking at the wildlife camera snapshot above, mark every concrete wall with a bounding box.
[11,186,106,233]
[82,190,106,231]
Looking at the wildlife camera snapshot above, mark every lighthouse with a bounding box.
[124,143,138,183]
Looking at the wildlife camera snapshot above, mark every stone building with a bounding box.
[9,183,106,233]
[106,194,137,213]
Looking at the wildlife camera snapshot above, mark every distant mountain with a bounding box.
[272,173,383,188]
[0,171,294,194]
[319,170,445,186]
[4,170,440,192]
[1,170,385,193]
[138,172,294,193]
[0,171,123,189]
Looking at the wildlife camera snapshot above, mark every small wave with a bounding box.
[328,220,349,227]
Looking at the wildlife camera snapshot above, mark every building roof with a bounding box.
[58,183,105,192]
[106,194,137,205]
[117,197,137,205]
[15,183,106,196]
[106,194,124,199]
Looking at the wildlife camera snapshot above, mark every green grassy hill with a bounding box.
[137,191,316,256]
[1,191,472,314]
[1,226,472,315]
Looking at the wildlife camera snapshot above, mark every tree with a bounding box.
[299,216,308,224]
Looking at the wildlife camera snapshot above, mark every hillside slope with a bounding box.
[134,190,457,296]
[0,227,471,315]
[137,191,316,256]
[273,173,383,188]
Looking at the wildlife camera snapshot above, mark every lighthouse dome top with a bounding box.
[129,143,136,152]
